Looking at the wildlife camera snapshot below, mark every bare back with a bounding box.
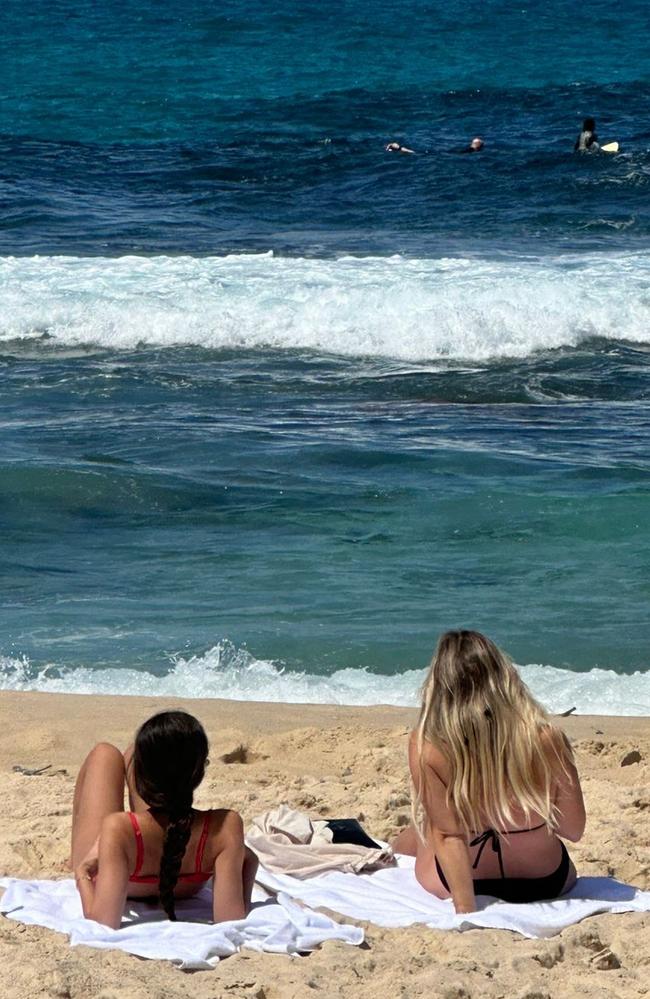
[408,724,585,893]
[118,807,236,899]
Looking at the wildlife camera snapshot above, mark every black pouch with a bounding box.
[325,818,382,850]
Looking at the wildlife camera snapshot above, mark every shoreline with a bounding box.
[1,690,648,998]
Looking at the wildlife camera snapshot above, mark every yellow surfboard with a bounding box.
[601,141,619,153]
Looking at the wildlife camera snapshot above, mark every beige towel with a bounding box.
[246,804,395,879]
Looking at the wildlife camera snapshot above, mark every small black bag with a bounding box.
[325,818,382,850]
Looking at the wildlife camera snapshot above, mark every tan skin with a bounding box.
[393,727,586,914]
[70,742,258,930]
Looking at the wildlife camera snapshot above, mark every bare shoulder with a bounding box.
[539,723,572,761]
[205,808,245,845]
[408,729,448,773]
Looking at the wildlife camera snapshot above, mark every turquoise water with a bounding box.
[1,1,649,711]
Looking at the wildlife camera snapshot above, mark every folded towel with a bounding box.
[256,854,650,939]
[245,804,395,878]
[0,877,363,969]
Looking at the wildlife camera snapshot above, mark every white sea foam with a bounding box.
[1,643,648,716]
[1,251,650,361]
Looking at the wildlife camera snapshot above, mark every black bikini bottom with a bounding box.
[435,842,570,904]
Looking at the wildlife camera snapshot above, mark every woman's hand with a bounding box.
[74,836,100,917]
[75,837,100,884]
[75,857,97,885]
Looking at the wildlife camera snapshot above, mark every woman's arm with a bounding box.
[431,830,476,913]
[84,814,131,929]
[409,733,476,913]
[547,728,586,842]
[212,811,248,923]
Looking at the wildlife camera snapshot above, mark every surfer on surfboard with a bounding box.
[574,118,619,153]
[574,118,599,151]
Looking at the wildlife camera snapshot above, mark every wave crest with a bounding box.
[2,252,650,361]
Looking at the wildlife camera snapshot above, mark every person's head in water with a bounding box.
[470,137,484,151]
[582,117,596,134]
[386,141,415,154]
[133,711,209,919]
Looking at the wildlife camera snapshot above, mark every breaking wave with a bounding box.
[1,641,648,715]
[2,251,650,361]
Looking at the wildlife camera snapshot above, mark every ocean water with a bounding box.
[1,0,649,713]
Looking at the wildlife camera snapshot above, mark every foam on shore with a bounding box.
[1,642,648,715]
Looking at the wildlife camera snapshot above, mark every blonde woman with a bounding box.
[393,630,585,913]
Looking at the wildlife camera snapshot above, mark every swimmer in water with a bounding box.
[386,141,416,155]
[574,118,599,152]
[461,137,484,153]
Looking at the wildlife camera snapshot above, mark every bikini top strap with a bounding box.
[469,829,505,878]
[469,822,546,880]
[194,811,212,874]
[127,811,145,877]
[506,822,547,834]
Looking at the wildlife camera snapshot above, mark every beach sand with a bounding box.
[0,691,647,999]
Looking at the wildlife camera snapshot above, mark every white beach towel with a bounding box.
[0,878,363,969]
[256,854,650,940]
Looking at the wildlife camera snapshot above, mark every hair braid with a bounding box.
[132,711,209,921]
[158,807,193,921]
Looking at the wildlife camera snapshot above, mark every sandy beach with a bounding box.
[0,691,647,999]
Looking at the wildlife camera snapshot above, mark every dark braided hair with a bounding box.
[133,711,209,920]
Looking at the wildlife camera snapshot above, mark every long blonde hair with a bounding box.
[413,630,571,838]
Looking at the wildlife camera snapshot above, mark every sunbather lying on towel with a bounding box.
[70,710,257,928]
[393,630,586,913]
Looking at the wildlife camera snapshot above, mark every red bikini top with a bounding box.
[127,810,213,885]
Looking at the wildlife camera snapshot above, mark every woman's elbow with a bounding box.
[563,820,586,843]
[558,811,586,843]
[432,828,466,849]
[88,907,121,930]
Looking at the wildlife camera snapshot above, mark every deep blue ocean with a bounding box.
[1,0,649,712]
